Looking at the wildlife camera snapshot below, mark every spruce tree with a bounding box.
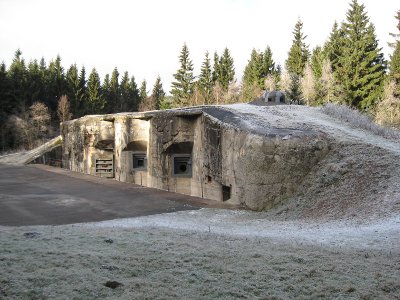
[77,66,87,117]
[323,21,345,73]
[338,0,386,109]
[286,19,310,77]
[242,49,263,101]
[8,49,28,112]
[198,51,213,103]
[310,46,325,79]
[119,71,130,112]
[151,76,165,110]
[170,43,195,106]
[0,62,11,151]
[243,49,263,88]
[128,76,140,111]
[46,55,66,111]
[85,68,105,114]
[27,59,43,106]
[262,47,276,78]
[219,47,235,91]
[212,52,220,83]
[66,64,80,117]
[388,10,400,48]
[102,74,111,113]
[140,80,147,103]
[108,67,120,113]
[287,74,303,104]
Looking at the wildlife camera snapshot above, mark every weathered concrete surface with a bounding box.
[0,136,62,165]
[0,164,238,226]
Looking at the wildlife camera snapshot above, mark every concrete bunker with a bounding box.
[61,105,330,210]
[263,90,286,104]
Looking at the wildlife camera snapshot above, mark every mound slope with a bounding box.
[223,104,400,220]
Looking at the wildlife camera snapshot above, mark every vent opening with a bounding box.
[222,185,231,201]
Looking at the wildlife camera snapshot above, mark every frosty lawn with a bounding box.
[1,209,399,299]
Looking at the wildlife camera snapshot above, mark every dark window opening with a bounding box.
[207,175,212,183]
[222,185,231,201]
[133,153,147,170]
[173,155,192,176]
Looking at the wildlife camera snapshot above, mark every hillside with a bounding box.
[221,104,400,221]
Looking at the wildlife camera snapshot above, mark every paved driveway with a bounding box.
[0,164,230,226]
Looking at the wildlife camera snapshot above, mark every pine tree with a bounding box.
[85,68,105,114]
[286,19,310,77]
[198,51,213,103]
[151,76,165,110]
[170,43,195,106]
[218,47,235,91]
[338,0,386,109]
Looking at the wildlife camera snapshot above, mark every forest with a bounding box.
[0,0,399,152]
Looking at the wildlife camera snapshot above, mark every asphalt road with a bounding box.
[0,164,230,226]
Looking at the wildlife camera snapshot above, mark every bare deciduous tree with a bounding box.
[264,74,277,91]
[320,59,335,103]
[375,80,400,128]
[301,63,316,105]
[30,102,51,146]
[57,95,72,122]
[278,68,291,93]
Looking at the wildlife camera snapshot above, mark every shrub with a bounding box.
[321,103,400,139]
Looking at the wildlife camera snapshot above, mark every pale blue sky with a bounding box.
[0,0,398,93]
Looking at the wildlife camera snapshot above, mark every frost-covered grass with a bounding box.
[1,210,400,299]
[321,103,400,140]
